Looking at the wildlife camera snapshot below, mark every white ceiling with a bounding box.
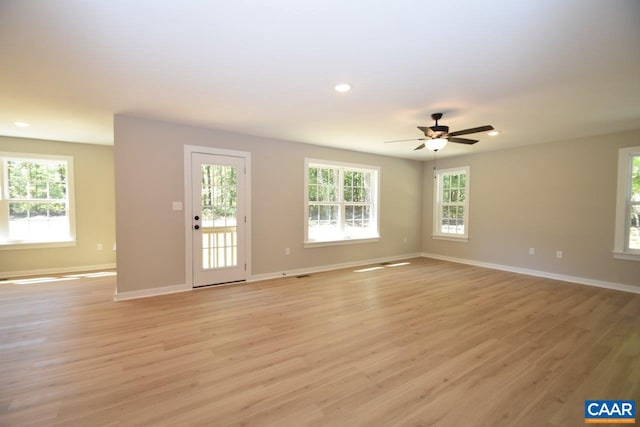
[1,0,639,159]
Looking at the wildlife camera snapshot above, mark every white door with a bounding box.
[191,153,246,287]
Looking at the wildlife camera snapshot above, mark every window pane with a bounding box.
[632,155,640,200]
[9,202,30,240]
[308,203,340,241]
[309,184,318,201]
[5,158,72,243]
[457,207,465,235]
[8,178,28,198]
[308,167,318,184]
[310,167,338,203]
[49,203,66,217]
[344,187,353,202]
[49,181,66,199]
[307,162,377,242]
[435,168,469,237]
[9,202,29,219]
[345,204,372,237]
[344,170,352,186]
[48,163,66,182]
[8,160,28,178]
[323,184,335,202]
[343,170,370,203]
[630,204,640,250]
[32,181,48,199]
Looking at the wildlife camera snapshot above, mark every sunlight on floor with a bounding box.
[386,262,411,267]
[64,271,117,278]
[1,277,79,285]
[0,271,117,285]
[353,266,386,273]
[354,261,411,273]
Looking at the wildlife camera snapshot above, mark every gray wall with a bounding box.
[114,115,423,293]
[0,136,116,275]
[115,115,640,294]
[422,128,640,288]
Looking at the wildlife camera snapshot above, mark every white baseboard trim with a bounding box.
[421,252,640,295]
[0,263,117,280]
[114,253,421,301]
[114,283,191,301]
[248,252,422,283]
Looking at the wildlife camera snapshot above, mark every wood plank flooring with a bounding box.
[0,258,638,426]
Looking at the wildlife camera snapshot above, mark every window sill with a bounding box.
[304,236,380,248]
[0,240,77,251]
[432,234,469,243]
[612,251,640,262]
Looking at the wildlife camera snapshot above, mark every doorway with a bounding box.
[185,147,251,287]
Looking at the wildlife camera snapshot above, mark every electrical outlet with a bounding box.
[403,236,407,243]
[97,243,103,251]
[529,247,535,255]
[556,250,563,259]
[172,201,183,211]
[285,248,290,255]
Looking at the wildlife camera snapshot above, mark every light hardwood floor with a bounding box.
[1,258,638,427]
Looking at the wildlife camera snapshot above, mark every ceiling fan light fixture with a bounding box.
[14,121,30,127]
[487,130,500,136]
[426,138,448,151]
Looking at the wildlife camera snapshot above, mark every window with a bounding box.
[433,166,470,241]
[613,146,640,260]
[304,159,379,245]
[0,153,75,247]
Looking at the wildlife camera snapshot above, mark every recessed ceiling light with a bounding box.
[14,121,30,127]
[334,83,351,93]
[488,130,500,136]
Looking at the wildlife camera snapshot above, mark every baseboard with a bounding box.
[0,263,117,280]
[248,252,422,283]
[114,253,420,301]
[114,283,191,301]
[421,252,640,295]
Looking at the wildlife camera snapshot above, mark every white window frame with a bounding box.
[433,166,470,242]
[304,158,380,247]
[0,152,76,250]
[613,146,640,261]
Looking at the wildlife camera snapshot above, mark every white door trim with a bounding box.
[184,145,252,288]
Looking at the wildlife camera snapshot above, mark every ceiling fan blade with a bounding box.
[384,138,426,143]
[448,125,494,137]
[449,137,478,145]
[417,126,435,137]
[414,143,426,150]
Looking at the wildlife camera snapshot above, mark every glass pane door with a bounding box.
[201,164,238,269]
[191,153,245,287]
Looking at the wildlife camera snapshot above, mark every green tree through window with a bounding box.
[305,159,379,243]
[1,156,73,243]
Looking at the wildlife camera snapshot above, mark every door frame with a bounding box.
[183,145,252,288]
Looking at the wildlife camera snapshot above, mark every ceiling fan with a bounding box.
[385,113,495,151]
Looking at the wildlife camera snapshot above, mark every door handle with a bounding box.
[194,225,200,230]
[194,215,200,220]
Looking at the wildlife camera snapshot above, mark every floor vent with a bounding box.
[296,274,311,278]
